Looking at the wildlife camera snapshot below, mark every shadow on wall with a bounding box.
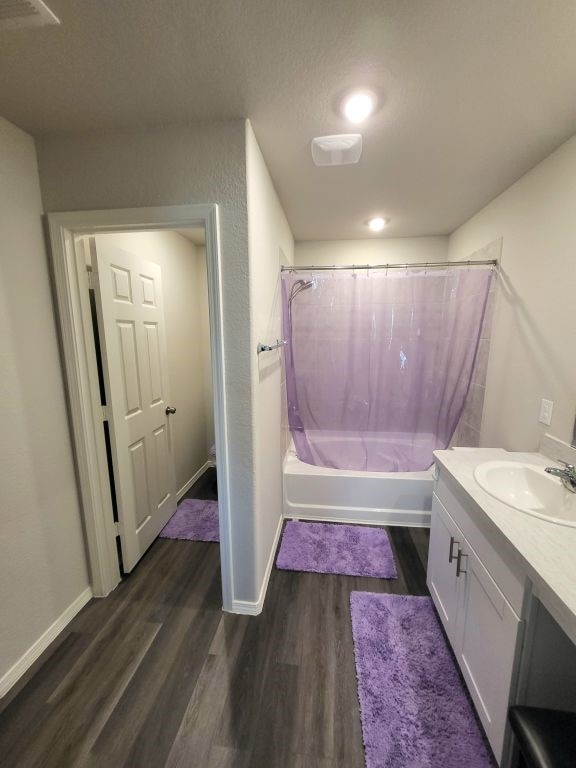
[258,355,282,384]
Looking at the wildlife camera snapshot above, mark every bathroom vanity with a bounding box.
[428,440,576,767]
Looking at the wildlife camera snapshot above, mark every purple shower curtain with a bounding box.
[282,267,492,472]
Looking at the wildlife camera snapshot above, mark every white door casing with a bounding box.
[92,236,177,571]
[47,205,233,611]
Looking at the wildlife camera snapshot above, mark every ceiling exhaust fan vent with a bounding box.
[0,0,60,29]
[311,134,363,167]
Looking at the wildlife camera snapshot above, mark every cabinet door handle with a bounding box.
[448,536,460,563]
[456,549,468,577]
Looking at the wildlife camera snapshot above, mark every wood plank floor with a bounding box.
[0,469,430,768]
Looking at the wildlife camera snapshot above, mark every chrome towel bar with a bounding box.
[257,339,287,354]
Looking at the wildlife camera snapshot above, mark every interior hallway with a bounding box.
[0,468,429,768]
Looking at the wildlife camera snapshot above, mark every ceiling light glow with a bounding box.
[368,217,387,232]
[343,91,375,124]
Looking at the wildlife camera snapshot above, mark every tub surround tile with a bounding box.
[472,339,490,387]
[461,383,486,434]
[480,288,495,340]
[452,240,499,449]
[453,421,481,448]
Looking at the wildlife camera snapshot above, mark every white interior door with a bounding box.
[93,236,177,572]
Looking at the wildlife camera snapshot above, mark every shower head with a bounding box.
[295,278,315,291]
[289,278,316,304]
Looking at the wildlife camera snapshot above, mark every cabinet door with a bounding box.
[455,543,522,763]
[427,494,462,643]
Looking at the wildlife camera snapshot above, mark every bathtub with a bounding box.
[283,442,434,527]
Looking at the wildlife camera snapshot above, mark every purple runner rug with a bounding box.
[276,521,397,578]
[350,592,495,768]
[160,499,219,542]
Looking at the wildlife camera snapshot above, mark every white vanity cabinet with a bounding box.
[427,495,462,643]
[427,474,524,765]
[454,538,522,760]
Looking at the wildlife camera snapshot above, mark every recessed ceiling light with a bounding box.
[342,91,375,124]
[368,217,388,232]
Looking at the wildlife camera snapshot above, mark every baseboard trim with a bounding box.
[177,460,215,501]
[229,600,265,616]
[230,514,284,616]
[0,586,93,700]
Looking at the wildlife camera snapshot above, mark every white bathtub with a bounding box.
[283,445,434,527]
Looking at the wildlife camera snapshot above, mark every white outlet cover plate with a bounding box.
[539,398,554,426]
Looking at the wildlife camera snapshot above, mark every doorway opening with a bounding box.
[47,206,233,611]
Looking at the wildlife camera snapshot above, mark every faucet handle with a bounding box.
[556,458,575,470]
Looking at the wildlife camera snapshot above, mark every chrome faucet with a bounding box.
[545,460,576,493]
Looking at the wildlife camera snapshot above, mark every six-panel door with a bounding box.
[93,236,177,572]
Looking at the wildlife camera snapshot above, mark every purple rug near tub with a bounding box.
[350,593,496,768]
[160,499,219,542]
[276,521,397,578]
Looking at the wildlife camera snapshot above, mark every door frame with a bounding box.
[47,204,233,610]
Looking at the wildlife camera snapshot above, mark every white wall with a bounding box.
[96,231,214,496]
[35,120,259,604]
[449,135,576,450]
[295,236,448,267]
[246,122,294,599]
[0,118,90,696]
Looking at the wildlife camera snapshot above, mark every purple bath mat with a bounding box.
[350,593,495,768]
[276,521,397,578]
[160,499,219,542]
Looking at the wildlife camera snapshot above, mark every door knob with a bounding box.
[165,406,177,415]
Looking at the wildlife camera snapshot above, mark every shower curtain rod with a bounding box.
[281,259,498,272]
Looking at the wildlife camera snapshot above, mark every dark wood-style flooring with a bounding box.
[0,469,429,768]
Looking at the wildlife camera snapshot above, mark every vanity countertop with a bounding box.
[433,447,576,646]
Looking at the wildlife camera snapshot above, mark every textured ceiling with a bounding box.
[1,0,576,239]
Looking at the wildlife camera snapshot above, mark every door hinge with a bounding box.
[114,522,120,536]
[86,266,94,290]
[101,405,110,421]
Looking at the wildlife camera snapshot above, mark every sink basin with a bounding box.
[474,461,576,527]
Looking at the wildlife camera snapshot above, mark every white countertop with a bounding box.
[433,447,576,646]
